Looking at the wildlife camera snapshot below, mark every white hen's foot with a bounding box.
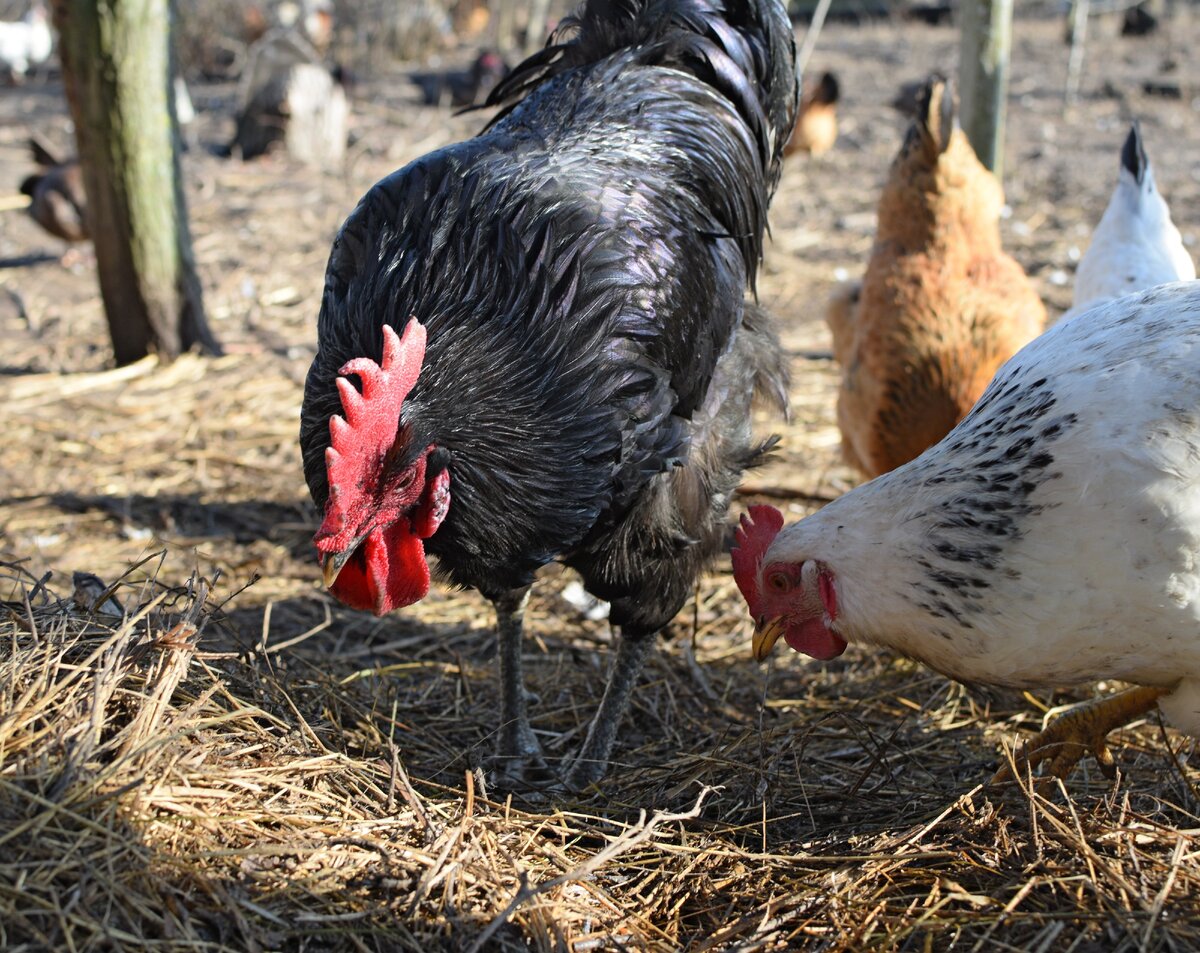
[991,684,1169,786]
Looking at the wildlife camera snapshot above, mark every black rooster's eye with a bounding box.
[383,465,417,496]
[768,571,790,592]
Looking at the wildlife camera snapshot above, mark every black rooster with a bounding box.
[300,0,797,791]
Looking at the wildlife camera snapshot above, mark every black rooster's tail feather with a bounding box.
[487,0,797,196]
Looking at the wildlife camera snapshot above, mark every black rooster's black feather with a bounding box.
[301,0,795,627]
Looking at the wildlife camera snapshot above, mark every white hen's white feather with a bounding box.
[1066,132,1194,319]
[764,282,1200,734]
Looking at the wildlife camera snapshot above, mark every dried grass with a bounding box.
[3,13,1200,953]
[3,555,1200,952]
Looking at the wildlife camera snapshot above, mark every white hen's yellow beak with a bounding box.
[751,617,787,662]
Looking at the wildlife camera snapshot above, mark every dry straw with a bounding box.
[3,545,1199,951]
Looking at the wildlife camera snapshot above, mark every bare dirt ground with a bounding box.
[3,12,1200,952]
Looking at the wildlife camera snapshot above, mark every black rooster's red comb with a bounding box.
[316,318,426,551]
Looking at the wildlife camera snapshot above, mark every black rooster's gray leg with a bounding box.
[487,587,550,788]
[563,631,655,792]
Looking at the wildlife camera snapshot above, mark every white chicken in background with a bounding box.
[734,281,1200,782]
[1065,123,1194,319]
[0,1,52,81]
[172,76,196,149]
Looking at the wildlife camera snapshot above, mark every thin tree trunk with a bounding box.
[958,0,1012,180]
[795,0,834,81]
[491,0,518,52]
[524,0,554,54]
[52,0,219,365]
[1064,0,1089,108]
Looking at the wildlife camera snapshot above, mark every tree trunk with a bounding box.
[52,0,219,366]
[958,0,1012,180]
[795,0,834,81]
[491,0,518,52]
[1064,0,1090,108]
[524,0,554,54]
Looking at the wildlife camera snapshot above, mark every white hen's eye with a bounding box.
[767,571,791,593]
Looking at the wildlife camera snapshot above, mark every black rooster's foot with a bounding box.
[560,757,607,794]
[486,724,554,792]
[485,751,556,792]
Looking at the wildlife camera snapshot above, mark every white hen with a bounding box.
[1066,123,1194,319]
[0,2,52,80]
[734,281,1200,780]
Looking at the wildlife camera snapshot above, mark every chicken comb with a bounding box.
[731,504,785,618]
[317,319,426,550]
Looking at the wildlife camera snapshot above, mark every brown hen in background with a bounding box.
[827,76,1046,478]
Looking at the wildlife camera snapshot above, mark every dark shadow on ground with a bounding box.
[35,491,317,559]
[0,252,60,270]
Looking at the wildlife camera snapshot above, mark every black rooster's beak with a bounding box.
[751,616,787,662]
[319,527,371,590]
[322,549,353,589]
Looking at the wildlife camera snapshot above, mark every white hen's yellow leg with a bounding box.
[991,685,1169,786]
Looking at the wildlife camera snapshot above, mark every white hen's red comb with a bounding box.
[316,319,426,551]
[731,504,785,618]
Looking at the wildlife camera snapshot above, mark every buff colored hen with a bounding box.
[829,76,1045,478]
